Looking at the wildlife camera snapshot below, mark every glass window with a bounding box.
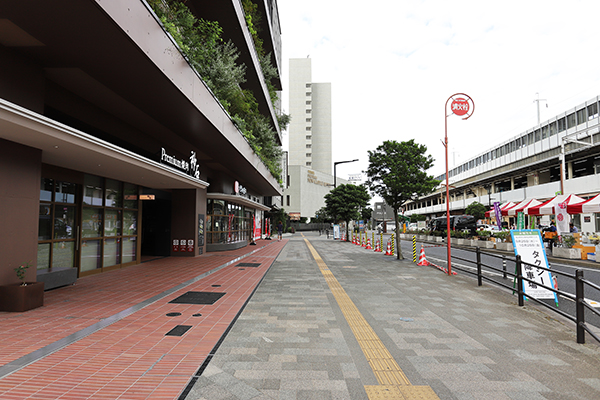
[37,243,50,270]
[83,175,103,206]
[104,209,121,237]
[39,204,52,240]
[541,125,548,139]
[105,179,122,207]
[82,207,103,238]
[53,241,75,270]
[558,117,566,132]
[40,178,53,202]
[123,183,138,209]
[567,113,576,129]
[549,122,557,136]
[535,130,541,142]
[577,108,587,125]
[212,200,225,215]
[103,238,120,267]
[588,103,598,120]
[122,237,137,263]
[54,205,75,239]
[123,210,137,236]
[55,181,77,204]
[80,240,102,272]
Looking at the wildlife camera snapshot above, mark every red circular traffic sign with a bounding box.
[451,98,470,116]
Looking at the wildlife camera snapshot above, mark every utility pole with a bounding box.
[534,93,547,125]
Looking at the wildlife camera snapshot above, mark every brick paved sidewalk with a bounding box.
[0,239,286,399]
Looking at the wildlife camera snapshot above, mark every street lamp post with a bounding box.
[444,94,474,275]
[334,159,359,188]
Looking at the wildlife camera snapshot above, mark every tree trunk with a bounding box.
[394,211,403,259]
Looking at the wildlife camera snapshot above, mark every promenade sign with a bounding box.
[511,230,558,302]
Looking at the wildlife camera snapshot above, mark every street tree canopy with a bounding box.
[324,184,370,238]
[365,140,439,259]
[465,201,487,220]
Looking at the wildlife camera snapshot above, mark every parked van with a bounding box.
[430,215,477,233]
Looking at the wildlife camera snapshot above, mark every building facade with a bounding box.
[0,0,283,289]
[284,58,340,220]
[288,58,332,174]
[283,165,349,220]
[406,95,600,232]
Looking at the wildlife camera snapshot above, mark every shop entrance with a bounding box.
[141,189,172,260]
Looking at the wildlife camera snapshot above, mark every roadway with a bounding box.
[395,235,600,333]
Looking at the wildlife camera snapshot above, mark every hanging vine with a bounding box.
[148,0,289,183]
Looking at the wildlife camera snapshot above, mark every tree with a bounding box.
[324,184,370,239]
[365,140,439,259]
[410,214,427,223]
[313,207,333,224]
[465,201,487,220]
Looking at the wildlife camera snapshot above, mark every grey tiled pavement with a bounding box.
[186,232,600,400]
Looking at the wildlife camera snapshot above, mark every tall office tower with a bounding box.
[288,58,332,174]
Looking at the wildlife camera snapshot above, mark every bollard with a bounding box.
[412,235,417,263]
[502,255,507,279]
[516,255,524,307]
[575,269,585,344]
[476,247,482,286]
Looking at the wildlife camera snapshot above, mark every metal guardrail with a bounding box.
[449,246,600,344]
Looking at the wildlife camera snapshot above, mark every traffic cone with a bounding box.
[374,239,382,252]
[417,247,430,266]
[366,237,372,250]
[385,240,393,256]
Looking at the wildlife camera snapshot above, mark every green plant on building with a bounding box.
[148,0,289,182]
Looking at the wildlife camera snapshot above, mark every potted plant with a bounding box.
[0,262,44,312]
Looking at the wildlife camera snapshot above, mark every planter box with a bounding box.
[426,236,435,242]
[552,247,581,260]
[474,240,494,249]
[0,281,44,312]
[454,238,465,245]
[464,239,477,247]
[495,242,514,252]
[434,236,444,242]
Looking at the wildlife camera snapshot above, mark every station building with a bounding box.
[405,95,600,232]
[0,0,284,289]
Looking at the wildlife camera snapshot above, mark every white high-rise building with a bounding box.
[288,58,332,175]
[284,58,344,220]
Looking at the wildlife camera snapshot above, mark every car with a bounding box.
[376,221,397,233]
[477,223,500,234]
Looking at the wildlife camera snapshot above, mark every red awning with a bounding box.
[567,194,600,214]
[528,194,586,215]
[503,199,543,216]
[484,202,515,218]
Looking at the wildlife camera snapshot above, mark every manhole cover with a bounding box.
[192,313,202,317]
[211,284,221,287]
[169,291,226,305]
[166,312,182,317]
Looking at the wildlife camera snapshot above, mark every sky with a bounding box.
[277,0,600,184]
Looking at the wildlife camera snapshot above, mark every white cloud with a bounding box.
[279,0,600,182]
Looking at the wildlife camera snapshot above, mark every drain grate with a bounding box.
[236,263,261,268]
[165,325,192,337]
[169,291,225,305]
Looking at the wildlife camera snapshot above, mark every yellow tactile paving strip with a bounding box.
[304,239,440,400]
